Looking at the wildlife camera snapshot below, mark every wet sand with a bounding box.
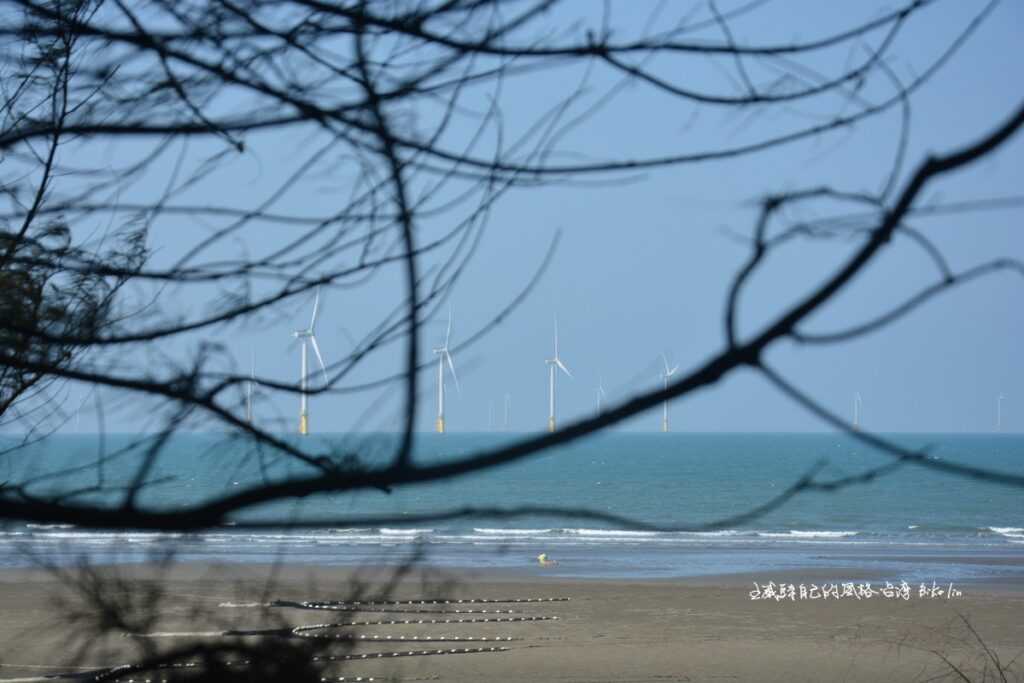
[0,563,1021,682]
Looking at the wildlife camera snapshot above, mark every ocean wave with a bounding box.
[756,530,859,539]
[988,527,1024,539]
[16,531,185,544]
[7,525,1016,552]
[561,529,659,538]
[26,524,75,530]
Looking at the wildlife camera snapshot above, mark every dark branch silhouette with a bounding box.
[0,1,1022,678]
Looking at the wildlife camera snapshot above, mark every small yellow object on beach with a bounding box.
[537,553,558,567]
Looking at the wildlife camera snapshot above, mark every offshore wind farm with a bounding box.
[260,293,1013,437]
[273,302,690,436]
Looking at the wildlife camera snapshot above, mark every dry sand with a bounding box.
[0,563,1021,682]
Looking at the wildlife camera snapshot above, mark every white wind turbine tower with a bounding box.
[546,316,572,432]
[293,288,328,435]
[434,307,460,433]
[853,392,862,431]
[660,354,679,432]
[597,377,607,414]
[997,394,1005,432]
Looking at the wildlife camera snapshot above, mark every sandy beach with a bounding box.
[0,562,1021,682]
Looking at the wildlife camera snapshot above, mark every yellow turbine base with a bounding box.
[300,414,308,435]
[662,418,669,433]
[436,417,445,434]
[548,417,556,433]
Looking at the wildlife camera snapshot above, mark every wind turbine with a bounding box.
[434,307,460,433]
[597,377,607,414]
[293,288,328,435]
[660,354,679,432]
[853,392,862,431]
[546,316,572,432]
[997,394,1005,432]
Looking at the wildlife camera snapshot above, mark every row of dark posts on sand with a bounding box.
[42,597,572,681]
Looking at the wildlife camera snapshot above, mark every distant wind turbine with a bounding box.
[546,316,572,432]
[597,377,607,414]
[434,307,460,433]
[853,392,862,431]
[503,393,511,431]
[293,288,328,435]
[660,354,679,433]
[997,393,1005,432]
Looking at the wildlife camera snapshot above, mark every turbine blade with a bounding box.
[310,287,321,331]
[310,334,328,383]
[670,364,679,375]
[556,358,572,378]
[554,314,559,357]
[445,306,453,348]
[445,350,461,393]
[661,353,670,374]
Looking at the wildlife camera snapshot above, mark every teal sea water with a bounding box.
[2,433,1022,580]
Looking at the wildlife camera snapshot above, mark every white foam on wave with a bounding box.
[757,530,859,539]
[24,531,184,543]
[379,528,433,536]
[562,529,659,538]
[26,523,75,530]
[198,531,434,546]
[988,527,1024,539]
[473,528,553,536]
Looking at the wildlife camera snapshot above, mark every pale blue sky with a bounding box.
[42,1,1024,434]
